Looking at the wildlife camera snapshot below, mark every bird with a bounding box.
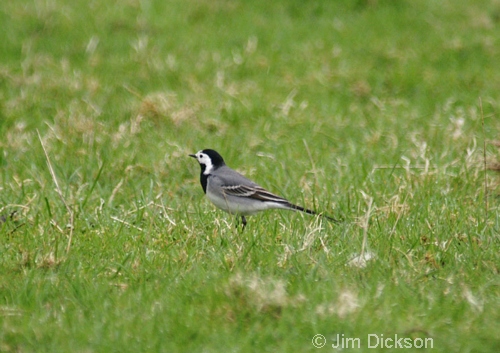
[189,149,337,228]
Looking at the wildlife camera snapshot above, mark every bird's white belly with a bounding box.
[207,192,271,216]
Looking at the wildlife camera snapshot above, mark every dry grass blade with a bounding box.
[479,97,488,219]
[37,130,75,254]
[487,162,500,171]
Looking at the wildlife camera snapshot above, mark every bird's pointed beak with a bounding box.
[189,154,197,158]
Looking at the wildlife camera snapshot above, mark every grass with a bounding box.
[1,0,500,351]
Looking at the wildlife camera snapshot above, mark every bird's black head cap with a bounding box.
[201,149,225,167]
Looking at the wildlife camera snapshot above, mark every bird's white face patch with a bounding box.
[194,151,214,175]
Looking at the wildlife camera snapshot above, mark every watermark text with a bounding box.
[312,333,433,349]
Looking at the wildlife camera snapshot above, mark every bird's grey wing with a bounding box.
[221,184,290,204]
[211,166,290,204]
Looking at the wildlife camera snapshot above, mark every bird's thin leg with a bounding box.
[241,215,247,230]
[234,215,247,230]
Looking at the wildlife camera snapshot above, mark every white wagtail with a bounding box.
[189,149,338,228]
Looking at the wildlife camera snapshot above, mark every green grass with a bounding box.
[1,0,500,351]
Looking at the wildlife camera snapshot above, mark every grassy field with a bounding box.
[1,0,500,351]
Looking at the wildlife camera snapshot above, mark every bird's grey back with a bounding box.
[210,165,260,188]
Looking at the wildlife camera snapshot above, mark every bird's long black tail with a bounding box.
[286,203,340,223]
